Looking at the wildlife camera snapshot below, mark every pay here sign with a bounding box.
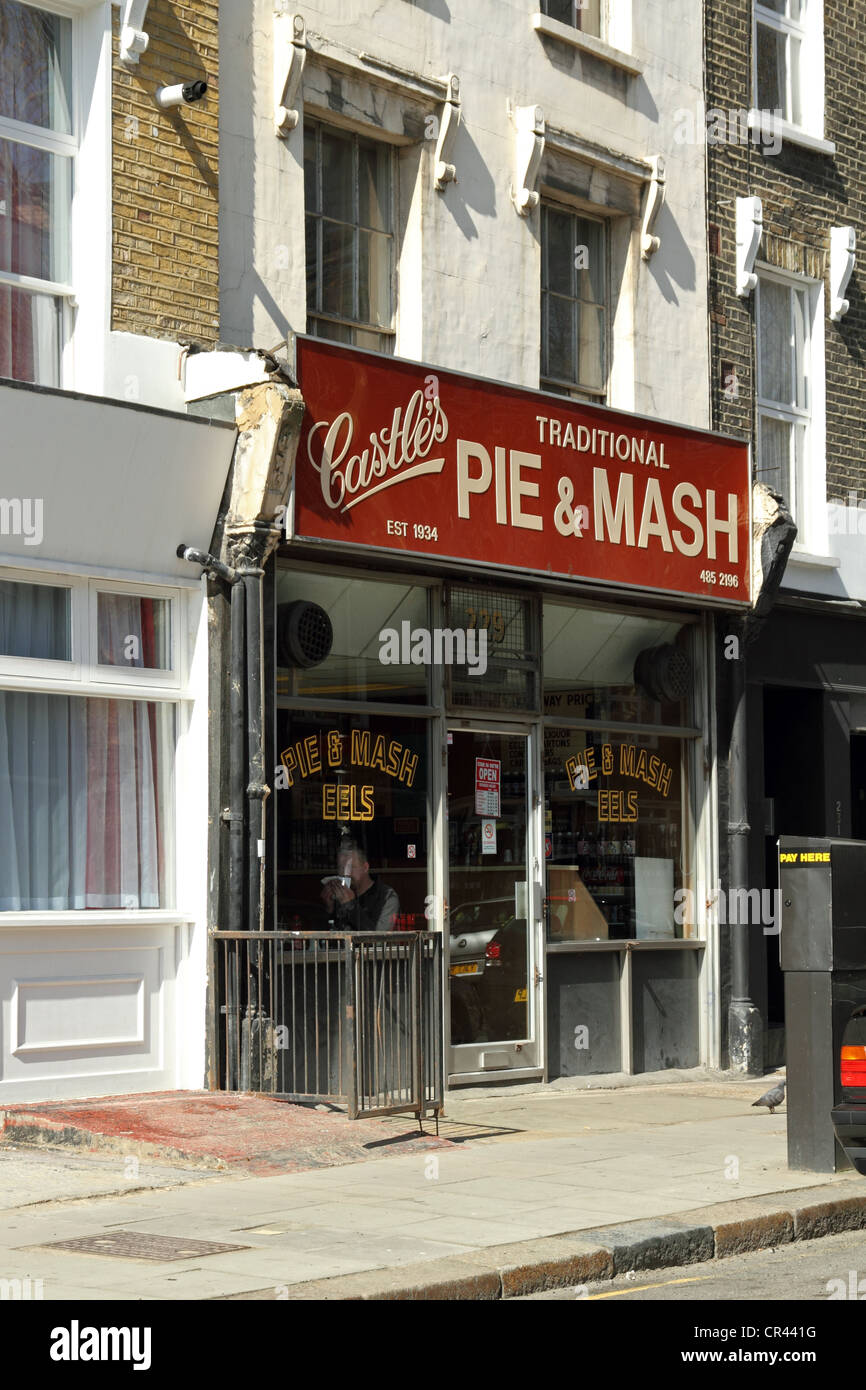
[292,339,751,605]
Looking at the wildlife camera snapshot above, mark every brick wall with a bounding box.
[111,1,219,344]
[705,1,866,1068]
[705,0,866,500]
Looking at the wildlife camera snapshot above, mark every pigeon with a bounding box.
[752,1079,786,1114]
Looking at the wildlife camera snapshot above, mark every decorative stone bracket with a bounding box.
[223,382,306,566]
[735,195,763,297]
[830,225,856,322]
[119,0,150,65]
[274,10,307,137]
[640,156,665,260]
[434,75,461,190]
[511,103,545,216]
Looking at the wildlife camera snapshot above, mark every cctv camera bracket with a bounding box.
[510,102,545,217]
[274,10,307,136]
[120,0,151,65]
[434,75,461,190]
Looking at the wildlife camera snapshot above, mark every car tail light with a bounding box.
[485,943,501,962]
[841,1045,866,1088]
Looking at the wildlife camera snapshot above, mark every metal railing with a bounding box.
[211,930,443,1122]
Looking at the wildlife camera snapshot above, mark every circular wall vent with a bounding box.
[633,643,691,703]
[277,601,333,668]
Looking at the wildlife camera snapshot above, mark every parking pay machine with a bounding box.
[778,837,866,1172]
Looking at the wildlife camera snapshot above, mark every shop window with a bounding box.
[0,575,179,685]
[275,568,430,705]
[0,0,74,387]
[0,686,174,911]
[542,602,697,942]
[543,601,695,727]
[304,120,396,354]
[444,583,539,714]
[756,273,814,538]
[0,573,180,909]
[275,710,428,933]
[541,203,607,401]
[95,592,172,672]
[540,0,603,37]
[0,577,70,660]
[543,727,690,942]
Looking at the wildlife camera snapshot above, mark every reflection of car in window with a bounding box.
[449,898,515,974]
[449,898,528,1043]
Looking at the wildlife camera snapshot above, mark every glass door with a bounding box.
[446,728,540,1075]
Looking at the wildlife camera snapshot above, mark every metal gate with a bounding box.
[211,931,443,1122]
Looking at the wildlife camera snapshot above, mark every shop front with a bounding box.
[0,381,235,1103]
[269,338,750,1084]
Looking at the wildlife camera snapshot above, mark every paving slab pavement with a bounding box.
[1,1070,864,1300]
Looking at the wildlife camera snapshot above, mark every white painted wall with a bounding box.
[219,0,710,428]
[782,502,866,602]
[103,333,187,413]
[0,389,231,1102]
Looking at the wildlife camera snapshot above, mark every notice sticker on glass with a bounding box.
[481,818,497,855]
[475,758,501,817]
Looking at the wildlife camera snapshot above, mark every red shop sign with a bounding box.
[292,339,751,604]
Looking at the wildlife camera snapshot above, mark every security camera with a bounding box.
[155,80,208,109]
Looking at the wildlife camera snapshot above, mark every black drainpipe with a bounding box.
[177,545,245,935]
[726,503,796,1074]
[239,559,267,933]
[229,578,246,933]
[726,612,758,1072]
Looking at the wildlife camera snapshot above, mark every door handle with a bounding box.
[534,964,543,986]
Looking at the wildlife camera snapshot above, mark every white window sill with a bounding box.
[0,910,194,930]
[531,13,644,77]
[787,546,840,569]
[747,110,836,157]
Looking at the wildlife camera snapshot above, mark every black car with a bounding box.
[830,1004,866,1174]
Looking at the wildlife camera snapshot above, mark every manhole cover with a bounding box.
[33,1232,249,1262]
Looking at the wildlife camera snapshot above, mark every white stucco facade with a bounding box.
[219,0,711,429]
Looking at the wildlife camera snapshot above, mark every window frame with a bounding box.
[540,0,605,38]
[0,569,82,679]
[540,199,610,403]
[0,0,111,393]
[0,568,184,695]
[0,0,80,385]
[755,265,824,552]
[543,595,701,943]
[0,568,186,915]
[303,118,398,355]
[752,0,827,147]
[754,0,805,126]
